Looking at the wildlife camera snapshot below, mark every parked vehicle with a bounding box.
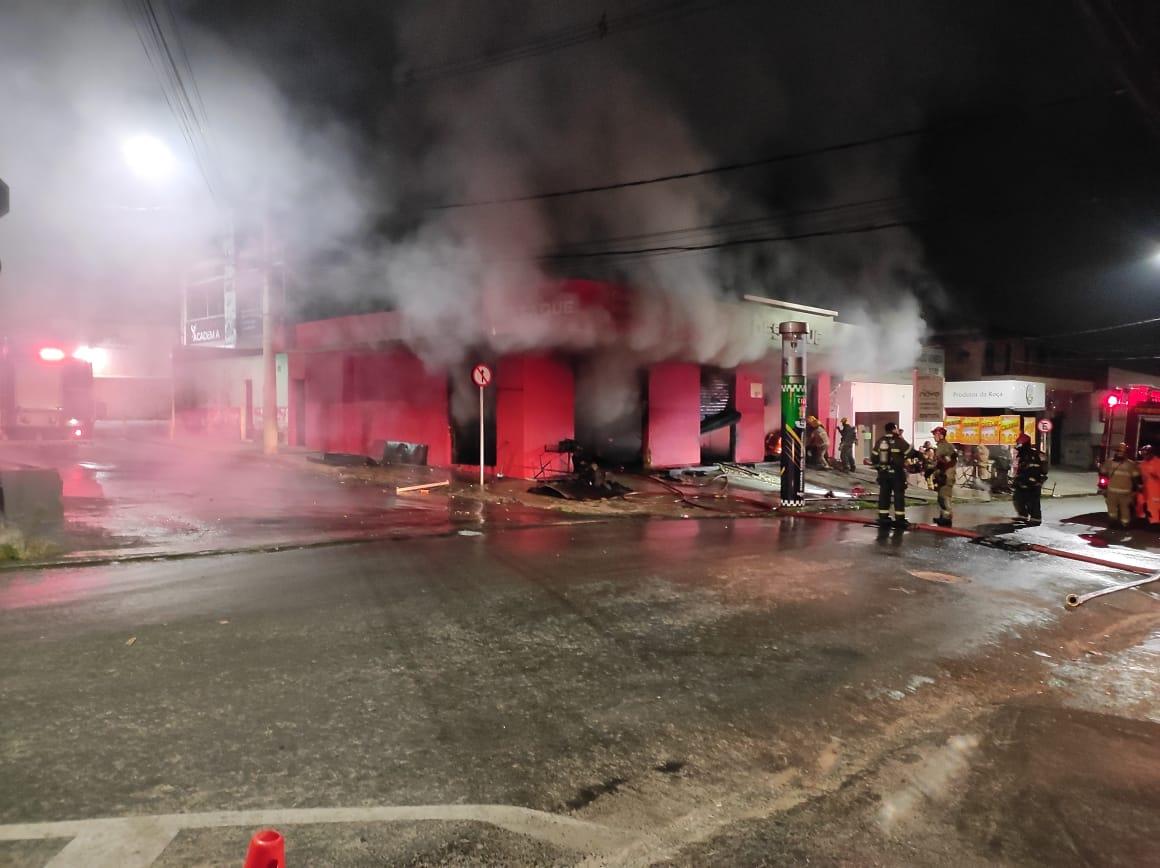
[0,341,95,440]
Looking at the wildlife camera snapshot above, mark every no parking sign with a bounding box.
[472,364,492,485]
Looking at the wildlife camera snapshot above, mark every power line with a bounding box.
[537,186,1111,263]
[539,219,914,262]
[123,0,218,197]
[1033,315,1160,341]
[430,89,1121,210]
[400,0,749,85]
[548,195,909,254]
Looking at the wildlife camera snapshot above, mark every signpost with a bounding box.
[471,363,492,486]
[1037,419,1053,434]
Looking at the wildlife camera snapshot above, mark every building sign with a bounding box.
[944,379,1045,410]
[915,374,944,421]
[188,316,226,345]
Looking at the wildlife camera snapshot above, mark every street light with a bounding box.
[121,134,176,182]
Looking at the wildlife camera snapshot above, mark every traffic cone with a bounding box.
[243,828,285,868]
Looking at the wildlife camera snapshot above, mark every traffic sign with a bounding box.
[472,363,492,487]
[471,363,492,388]
[1037,419,1053,433]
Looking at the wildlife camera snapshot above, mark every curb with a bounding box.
[0,516,614,573]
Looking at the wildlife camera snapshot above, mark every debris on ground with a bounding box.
[396,480,451,494]
[528,479,633,500]
[312,452,378,467]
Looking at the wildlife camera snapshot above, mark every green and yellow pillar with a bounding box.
[777,321,808,506]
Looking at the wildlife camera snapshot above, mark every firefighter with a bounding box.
[1100,442,1140,529]
[1139,445,1160,525]
[931,426,957,527]
[872,422,910,529]
[806,415,832,469]
[838,417,857,472]
[1012,433,1048,525]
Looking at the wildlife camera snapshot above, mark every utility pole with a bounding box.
[261,201,278,455]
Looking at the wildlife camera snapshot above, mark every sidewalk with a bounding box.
[767,463,1098,502]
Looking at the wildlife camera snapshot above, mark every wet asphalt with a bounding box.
[0,438,1158,866]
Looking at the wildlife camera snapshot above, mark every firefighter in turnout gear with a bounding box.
[838,417,857,472]
[931,426,956,527]
[1138,445,1160,525]
[1012,433,1048,525]
[1100,442,1140,528]
[872,422,910,529]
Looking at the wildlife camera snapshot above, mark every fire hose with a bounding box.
[791,511,1160,606]
[1064,569,1160,609]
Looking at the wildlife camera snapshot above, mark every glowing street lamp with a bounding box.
[121,134,176,182]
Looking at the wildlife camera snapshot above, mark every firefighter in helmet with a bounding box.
[871,422,910,529]
[930,426,957,527]
[1100,442,1140,529]
[1138,445,1160,526]
[1012,433,1048,525]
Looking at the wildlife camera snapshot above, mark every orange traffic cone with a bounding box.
[243,828,285,868]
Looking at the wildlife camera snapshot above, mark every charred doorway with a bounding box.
[700,367,738,464]
[450,364,496,467]
[574,356,645,468]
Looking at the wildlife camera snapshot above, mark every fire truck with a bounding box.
[1097,384,1160,491]
[0,341,95,440]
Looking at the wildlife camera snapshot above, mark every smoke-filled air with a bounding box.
[0,0,936,377]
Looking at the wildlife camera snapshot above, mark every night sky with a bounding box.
[97,1,1160,362]
[185,0,1155,355]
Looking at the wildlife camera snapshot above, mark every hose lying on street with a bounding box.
[1065,569,1160,609]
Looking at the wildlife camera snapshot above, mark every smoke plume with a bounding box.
[1,0,938,392]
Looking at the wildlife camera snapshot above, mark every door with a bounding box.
[450,367,496,467]
[699,367,736,464]
[854,411,900,463]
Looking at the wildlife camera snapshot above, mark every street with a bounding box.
[1,444,1157,865]
[6,0,1160,864]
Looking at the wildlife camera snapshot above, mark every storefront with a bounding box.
[942,379,1046,456]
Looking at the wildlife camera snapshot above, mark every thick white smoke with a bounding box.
[0,0,374,333]
[375,0,935,388]
[0,0,936,400]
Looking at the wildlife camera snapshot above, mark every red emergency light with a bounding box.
[38,347,66,362]
[1105,393,1120,409]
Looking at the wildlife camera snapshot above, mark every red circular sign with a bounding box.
[1037,419,1053,433]
[471,364,492,387]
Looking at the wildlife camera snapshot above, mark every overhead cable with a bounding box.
[430,89,1122,210]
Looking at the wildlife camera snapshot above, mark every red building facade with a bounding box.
[281,281,775,478]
